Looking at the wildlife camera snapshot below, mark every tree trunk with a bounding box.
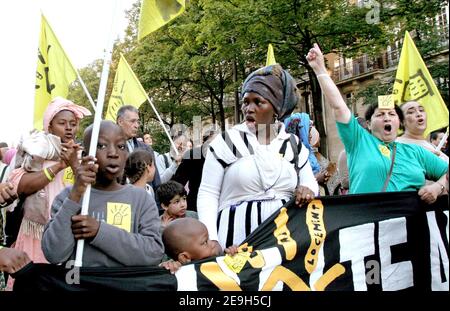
[218,95,226,131]
[233,59,240,123]
[308,70,328,158]
[210,95,216,124]
[218,72,226,131]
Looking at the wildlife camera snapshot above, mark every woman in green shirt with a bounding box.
[306,44,448,204]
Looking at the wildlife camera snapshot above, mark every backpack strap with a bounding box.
[163,154,170,169]
[289,134,301,176]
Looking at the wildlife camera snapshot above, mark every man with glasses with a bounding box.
[116,105,162,210]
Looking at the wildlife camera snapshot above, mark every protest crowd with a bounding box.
[0,1,449,292]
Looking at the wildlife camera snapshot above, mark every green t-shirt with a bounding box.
[336,116,448,194]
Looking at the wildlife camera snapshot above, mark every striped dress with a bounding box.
[197,123,318,250]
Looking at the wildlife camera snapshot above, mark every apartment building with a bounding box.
[297,3,449,162]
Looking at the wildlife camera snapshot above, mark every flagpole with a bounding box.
[76,71,96,111]
[145,97,179,156]
[117,53,179,156]
[435,127,449,152]
[74,0,119,268]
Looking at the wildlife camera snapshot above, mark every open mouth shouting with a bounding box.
[417,117,425,126]
[245,115,256,127]
[383,124,392,135]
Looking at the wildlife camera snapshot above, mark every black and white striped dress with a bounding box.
[197,123,318,249]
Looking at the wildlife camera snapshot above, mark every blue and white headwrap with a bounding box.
[284,112,321,174]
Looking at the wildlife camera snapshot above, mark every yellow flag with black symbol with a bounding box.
[393,31,449,137]
[34,14,77,131]
[105,54,147,121]
[266,44,277,66]
[138,0,186,41]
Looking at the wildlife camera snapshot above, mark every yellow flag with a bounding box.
[105,54,148,121]
[34,15,77,130]
[393,31,449,137]
[138,0,186,41]
[266,44,277,66]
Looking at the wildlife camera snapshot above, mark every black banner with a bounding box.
[13,192,448,291]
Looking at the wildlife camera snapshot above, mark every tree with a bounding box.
[72,0,447,151]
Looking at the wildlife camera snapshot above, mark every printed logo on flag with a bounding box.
[105,54,147,121]
[157,0,184,21]
[106,80,126,121]
[397,69,434,102]
[392,31,448,137]
[107,203,131,232]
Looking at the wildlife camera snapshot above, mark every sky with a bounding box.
[0,0,137,146]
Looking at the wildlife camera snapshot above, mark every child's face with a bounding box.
[163,194,187,218]
[48,110,79,143]
[185,223,221,261]
[96,128,128,183]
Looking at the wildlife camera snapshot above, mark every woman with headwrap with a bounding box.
[6,97,90,267]
[197,65,318,251]
[284,112,321,174]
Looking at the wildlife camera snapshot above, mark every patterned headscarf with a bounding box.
[284,113,321,174]
[241,64,299,121]
[43,97,91,133]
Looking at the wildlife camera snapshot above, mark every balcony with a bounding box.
[332,50,400,82]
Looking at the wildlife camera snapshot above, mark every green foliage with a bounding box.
[69,0,447,147]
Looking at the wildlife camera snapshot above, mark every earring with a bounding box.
[273,114,280,133]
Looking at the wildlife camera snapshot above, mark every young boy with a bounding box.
[160,218,238,273]
[157,181,198,229]
[42,121,164,267]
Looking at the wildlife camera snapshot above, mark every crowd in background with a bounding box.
[0,53,448,289]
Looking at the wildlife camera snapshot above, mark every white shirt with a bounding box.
[197,123,318,241]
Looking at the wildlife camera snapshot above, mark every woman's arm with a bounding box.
[418,174,448,204]
[197,149,225,243]
[17,141,80,196]
[295,143,319,205]
[17,162,66,196]
[306,43,351,124]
